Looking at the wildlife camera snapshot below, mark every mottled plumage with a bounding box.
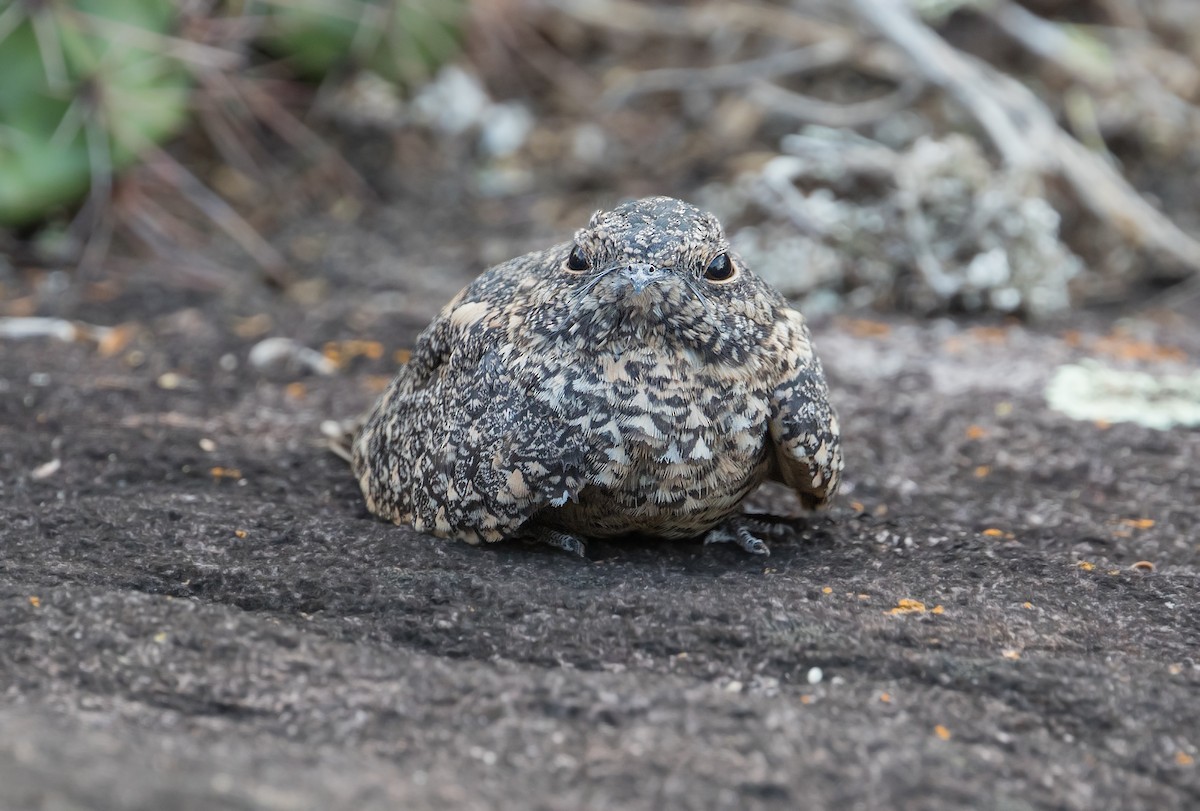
[351,197,842,555]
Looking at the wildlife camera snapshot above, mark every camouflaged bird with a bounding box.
[351,196,842,556]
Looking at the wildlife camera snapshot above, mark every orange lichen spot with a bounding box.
[969,323,1008,343]
[29,596,40,608]
[841,318,891,338]
[934,725,952,741]
[285,382,308,400]
[362,374,392,393]
[849,500,865,513]
[83,280,120,302]
[982,528,1006,538]
[232,313,273,339]
[322,343,344,365]
[1107,569,1121,576]
[930,605,945,615]
[1176,752,1195,767]
[97,324,136,357]
[799,695,814,705]
[1092,331,1187,363]
[821,586,833,595]
[1002,649,1021,660]
[965,425,987,440]
[879,692,892,703]
[973,465,991,478]
[1077,561,1095,572]
[323,340,385,367]
[1120,518,1156,530]
[394,348,413,364]
[1022,601,1034,609]
[234,529,248,539]
[210,466,243,480]
[6,296,37,317]
[888,599,927,615]
[1131,560,1156,572]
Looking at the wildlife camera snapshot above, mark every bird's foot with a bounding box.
[703,517,773,557]
[527,527,588,557]
[740,514,803,540]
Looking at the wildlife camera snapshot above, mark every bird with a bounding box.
[349,196,842,556]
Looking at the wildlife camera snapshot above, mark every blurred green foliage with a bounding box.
[0,0,190,226]
[0,0,467,229]
[260,0,466,87]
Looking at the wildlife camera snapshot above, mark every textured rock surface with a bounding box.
[1,199,1198,809]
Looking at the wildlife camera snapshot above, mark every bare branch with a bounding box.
[750,77,925,129]
[603,42,856,106]
[139,144,293,287]
[980,0,1114,84]
[546,0,847,46]
[850,0,1200,273]
[71,10,246,73]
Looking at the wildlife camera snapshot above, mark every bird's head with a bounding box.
[556,196,779,361]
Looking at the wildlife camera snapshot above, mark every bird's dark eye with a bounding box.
[704,252,736,283]
[566,245,590,272]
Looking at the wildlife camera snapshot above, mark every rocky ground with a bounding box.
[2,194,1199,810]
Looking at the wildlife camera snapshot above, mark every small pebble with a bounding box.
[248,337,336,376]
[31,458,61,480]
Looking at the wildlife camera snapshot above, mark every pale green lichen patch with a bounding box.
[1046,361,1200,430]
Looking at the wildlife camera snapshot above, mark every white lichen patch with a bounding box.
[1045,361,1200,430]
[705,132,1083,318]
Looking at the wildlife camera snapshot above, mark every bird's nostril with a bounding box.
[625,263,666,294]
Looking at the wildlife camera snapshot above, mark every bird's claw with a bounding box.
[529,528,588,557]
[704,520,772,557]
[741,515,802,540]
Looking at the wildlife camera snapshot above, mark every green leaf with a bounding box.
[0,0,191,226]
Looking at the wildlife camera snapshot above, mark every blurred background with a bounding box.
[2,0,1199,336]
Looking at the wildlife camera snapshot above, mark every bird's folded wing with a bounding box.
[353,284,600,543]
[767,358,843,510]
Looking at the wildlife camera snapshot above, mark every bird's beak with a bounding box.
[624,263,668,294]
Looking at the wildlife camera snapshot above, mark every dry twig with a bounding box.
[850,0,1200,273]
[750,77,925,128]
[603,42,855,106]
[546,0,846,46]
[139,143,292,286]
